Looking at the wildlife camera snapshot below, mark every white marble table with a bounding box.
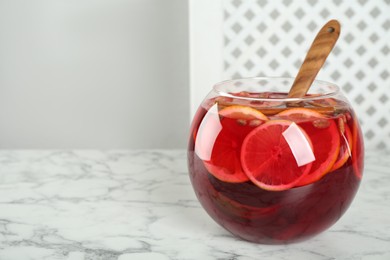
[0,150,389,260]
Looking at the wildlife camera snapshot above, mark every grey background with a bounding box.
[0,0,189,149]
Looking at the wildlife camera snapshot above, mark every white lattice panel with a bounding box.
[222,0,390,149]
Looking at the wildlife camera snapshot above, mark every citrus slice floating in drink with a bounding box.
[201,105,268,183]
[241,120,313,191]
[331,119,353,171]
[351,116,364,179]
[276,108,340,186]
[218,105,269,122]
[209,182,280,221]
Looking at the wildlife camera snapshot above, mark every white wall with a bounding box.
[0,0,189,149]
[189,0,223,119]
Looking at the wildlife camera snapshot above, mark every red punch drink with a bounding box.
[188,78,364,244]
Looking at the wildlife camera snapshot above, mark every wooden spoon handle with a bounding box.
[288,20,341,98]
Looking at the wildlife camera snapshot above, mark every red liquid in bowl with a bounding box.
[188,92,364,244]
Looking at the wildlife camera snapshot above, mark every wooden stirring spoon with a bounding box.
[288,20,341,99]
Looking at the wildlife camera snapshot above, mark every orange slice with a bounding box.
[210,184,279,220]
[241,120,313,191]
[219,105,269,121]
[276,108,340,186]
[351,116,364,179]
[330,119,353,171]
[201,105,268,183]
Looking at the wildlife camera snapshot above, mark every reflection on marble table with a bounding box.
[0,150,389,260]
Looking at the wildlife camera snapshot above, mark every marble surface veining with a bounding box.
[0,150,389,260]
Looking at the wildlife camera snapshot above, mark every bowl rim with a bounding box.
[213,76,341,102]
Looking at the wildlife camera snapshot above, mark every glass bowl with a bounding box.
[187,77,364,244]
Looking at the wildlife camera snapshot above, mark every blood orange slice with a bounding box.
[201,105,268,183]
[351,116,364,179]
[218,105,269,121]
[209,183,280,221]
[241,120,313,191]
[276,108,340,186]
[330,119,353,171]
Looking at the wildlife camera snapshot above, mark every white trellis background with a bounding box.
[190,0,390,150]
